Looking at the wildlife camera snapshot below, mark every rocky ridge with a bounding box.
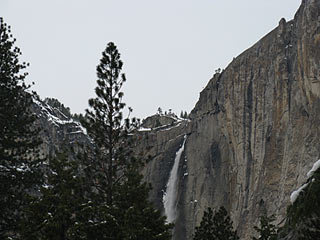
[32,98,89,158]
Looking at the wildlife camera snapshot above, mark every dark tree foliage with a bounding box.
[252,215,277,240]
[80,42,172,239]
[180,111,188,119]
[297,217,320,240]
[72,113,85,123]
[193,206,239,240]
[184,111,188,119]
[281,167,320,240]
[20,152,87,240]
[115,166,173,240]
[0,17,43,238]
[81,42,137,205]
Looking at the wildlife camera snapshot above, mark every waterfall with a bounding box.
[163,135,186,223]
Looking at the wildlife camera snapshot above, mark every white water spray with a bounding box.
[163,135,186,223]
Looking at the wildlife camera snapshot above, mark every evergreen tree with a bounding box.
[20,152,87,240]
[180,111,189,119]
[193,206,239,240]
[297,218,320,240]
[184,111,188,119]
[0,17,43,238]
[115,166,173,240]
[180,111,184,119]
[81,42,172,239]
[72,112,85,123]
[252,215,277,240]
[280,166,320,240]
[81,42,137,206]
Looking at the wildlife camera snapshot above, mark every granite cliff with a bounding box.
[138,0,320,239]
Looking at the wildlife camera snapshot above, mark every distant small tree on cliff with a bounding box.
[180,111,188,119]
[193,206,239,240]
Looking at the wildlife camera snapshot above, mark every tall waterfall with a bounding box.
[163,135,187,223]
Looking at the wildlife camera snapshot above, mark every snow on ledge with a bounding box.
[138,127,152,132]
[290,183,309,204]
[34,98,86,135]
[307,159,320,178]
[290,159,320,204]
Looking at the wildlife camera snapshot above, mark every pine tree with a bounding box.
[184,111,188,119]
[0,17,43,238]
[20,152,87,240]
[115,166,173,240]
[81,42,172,239]
[252,215,277,240]
[193,206,239,240]
[81,42,137,206]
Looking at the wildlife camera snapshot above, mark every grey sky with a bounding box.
[1,0,301,119]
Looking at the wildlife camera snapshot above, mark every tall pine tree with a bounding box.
[81,42,136,206]
[81,42,172,239]
[193,206,239,240]
[0,17,43,238]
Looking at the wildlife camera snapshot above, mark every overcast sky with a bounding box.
[1,0,301,119]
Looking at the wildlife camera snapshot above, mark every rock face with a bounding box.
[139,1,320,239]
[32,98,89,158]
[136,115,190,212]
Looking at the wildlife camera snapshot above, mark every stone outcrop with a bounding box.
[139,1,320,239]
[32,98,89,158]
[141,114,180,129]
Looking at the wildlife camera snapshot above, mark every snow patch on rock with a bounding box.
[307,159,320,178]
